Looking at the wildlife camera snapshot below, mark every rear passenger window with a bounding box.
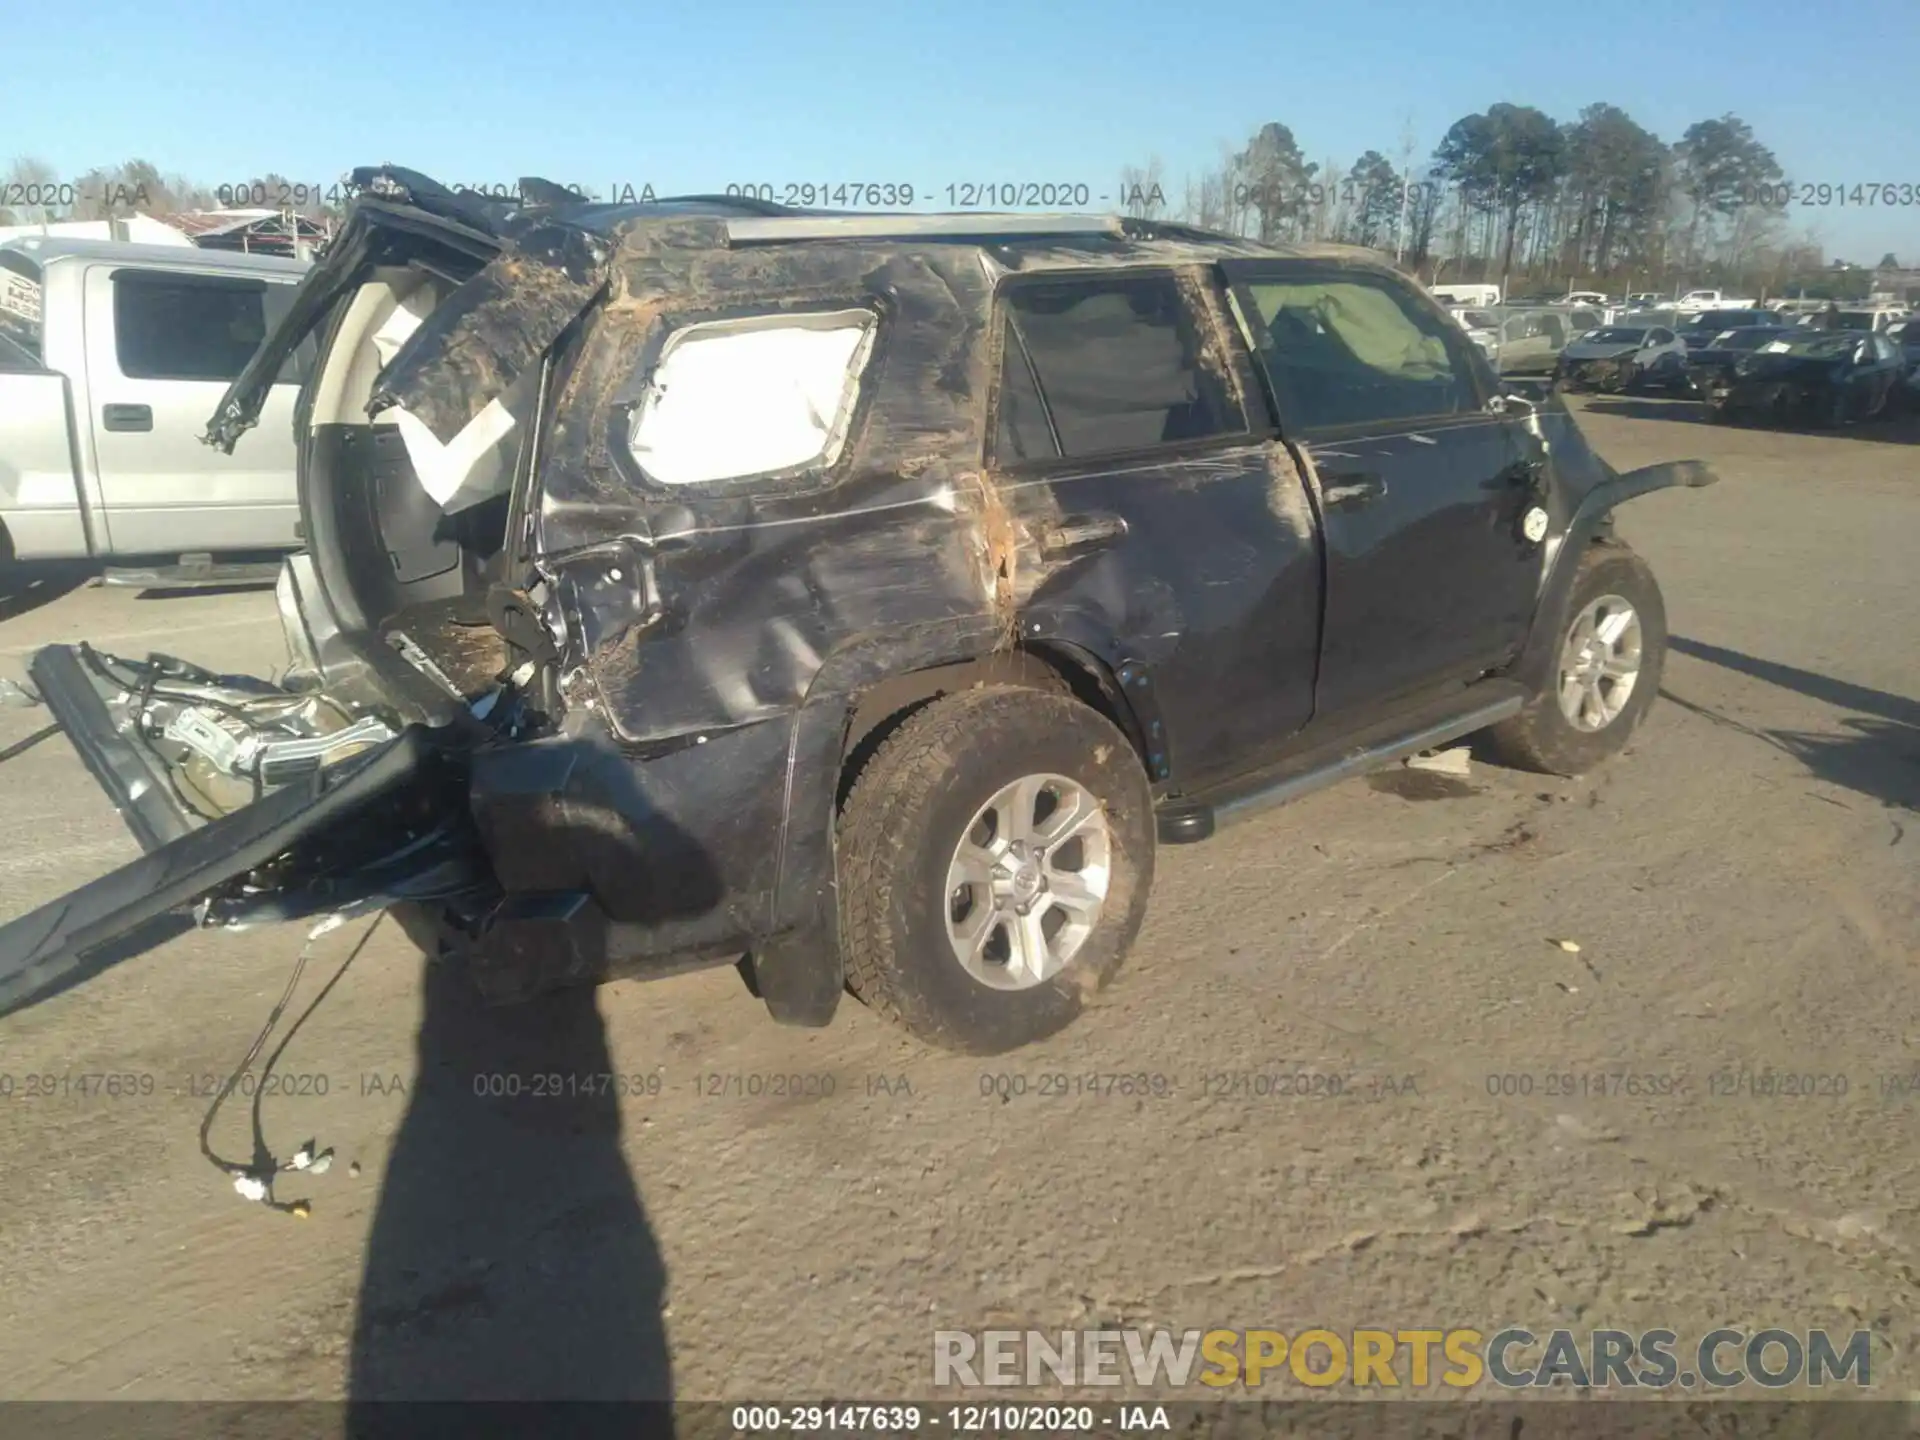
[1239,274,1476,432]
[113,272,295,383]
[994,274,1244,461]
[623,308,878,487]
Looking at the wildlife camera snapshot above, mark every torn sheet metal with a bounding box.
[529,238,998,743]
[367,220,614,445]
[205,198,502,452]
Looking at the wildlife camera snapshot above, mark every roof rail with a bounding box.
[724,212,1125,244]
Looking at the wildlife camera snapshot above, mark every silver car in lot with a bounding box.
[1451,305,1609,377]
[1555,322,1689,393]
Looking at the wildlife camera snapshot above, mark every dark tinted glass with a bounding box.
[114,273,269,382]
[993,320,1056,462]
[1001,275,1243,459]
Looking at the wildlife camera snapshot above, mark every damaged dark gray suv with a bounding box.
[0,167,1716,1053]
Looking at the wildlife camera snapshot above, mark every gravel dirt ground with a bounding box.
[0,398,1915,1425]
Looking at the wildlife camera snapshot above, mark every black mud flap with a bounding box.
[0,646,482,1019]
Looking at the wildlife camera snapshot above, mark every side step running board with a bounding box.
[1154,685,1525,845]
[100,558,284,590]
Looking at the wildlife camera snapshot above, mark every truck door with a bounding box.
[83,264,308,555]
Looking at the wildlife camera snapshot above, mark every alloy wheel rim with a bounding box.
[1556,594,1643,732]
[944,773,1112,990]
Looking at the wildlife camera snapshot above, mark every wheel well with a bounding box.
[835,644,1149,812]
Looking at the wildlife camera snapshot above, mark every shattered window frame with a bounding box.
[612,301,884,495]
[986,267,1252,469]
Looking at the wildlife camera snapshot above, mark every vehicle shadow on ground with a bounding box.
[1579,397,1714,425]
[0,562,93,624]
[130,582,277,601]
[347,762,729,1427]
[1663,636,1920,816]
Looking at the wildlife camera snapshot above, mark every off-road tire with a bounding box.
[1487,544,1667,777]
[837,685,1154,1054]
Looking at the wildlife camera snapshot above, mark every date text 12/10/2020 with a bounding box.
[209,179,1165,210]
[204,176,1920,213]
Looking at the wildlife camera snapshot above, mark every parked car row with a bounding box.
[1443,303,1612,375]
[1550,313,1913,428]
[1701,331,1911,427]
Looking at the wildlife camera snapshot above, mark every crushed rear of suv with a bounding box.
[0,166,1716,1053]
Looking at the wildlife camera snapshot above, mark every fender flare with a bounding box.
[748,617,1002,1026]
[1514,460,1718,689]
[749,612,1155,1027]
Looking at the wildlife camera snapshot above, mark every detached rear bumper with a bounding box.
[0,695,464,1018]
[0,643,839,1027]
[29,644,199,852]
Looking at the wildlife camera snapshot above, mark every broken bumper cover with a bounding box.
[1559,356,1636,390]
[0,645,835,1023]
[0,645,483,1018]
[29,644,199,853]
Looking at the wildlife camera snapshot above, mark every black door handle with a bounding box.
[101,404,153,432]
[1321,475,1388,509]
[1038,512,1129,556]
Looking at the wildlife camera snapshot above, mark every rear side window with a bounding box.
[1240,274,1475,431]
[994,274,1243,461]
[114,272,276,382]
[624,308,877,487]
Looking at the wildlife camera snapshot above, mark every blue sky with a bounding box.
[3,0,1917,261]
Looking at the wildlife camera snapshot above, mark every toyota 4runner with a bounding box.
[0,166,1716,1054]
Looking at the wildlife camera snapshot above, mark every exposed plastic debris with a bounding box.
[1405,746,1473,776]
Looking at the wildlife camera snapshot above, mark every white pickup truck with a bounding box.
[0,238,311,581]
[1674,288,1757,312]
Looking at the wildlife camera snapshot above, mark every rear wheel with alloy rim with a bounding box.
[838,685,1155,1053]
[945,773,1113,992]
